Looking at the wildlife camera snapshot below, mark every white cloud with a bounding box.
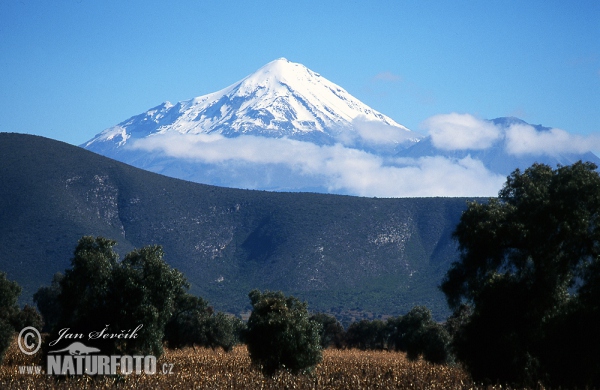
[131,133,326,173]
[323,155,505,197]
[347,116,418,146]
[131,133,505,197]
[422,113,502,150]
[127,113,600,197]
[505,124,600,156]
[422,113,600,158]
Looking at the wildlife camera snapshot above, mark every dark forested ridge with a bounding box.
[0,133,473,320]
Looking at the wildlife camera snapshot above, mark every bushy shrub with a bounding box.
[0,320,13,364]
[33,272,63,332]
[11,304,44,332]
[309,313,345,349]
[164,295,245,352]
[0,272,21,362]
[245,290,322,375]
[164,294,213,348]
[387,306,452,364]
[204,312,246,352]
[0,272,44,363]
[345,319,386,350]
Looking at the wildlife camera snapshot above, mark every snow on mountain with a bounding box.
[81,59,600,197]
[84,58,417,151]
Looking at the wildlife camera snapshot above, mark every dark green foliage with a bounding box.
[387,306,452,364]
[165,294,213,349]
[246,290,322,375]
[341,306,451,364]
[57,236,119,337]
[0,272,43,363]
[420,323,452,365]
[384,316,403,351]
[441,162,600,387]
[10,304,44,332]
[397,306,433,359]
[35,236,242,358]
[345,319,387,350]
[0,272,21,327]
[0,320,13,364]
[51,236,188,357]
[0,272,21,363]
[203,312,245,352]
[443,303,471,342]
[1,133,470,320]
[111,244,187,356]
[309,313,345,349]
[33,273,63,332]
[540,255,600,387]
[164,294,244,352]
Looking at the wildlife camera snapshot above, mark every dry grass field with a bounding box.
[0,338,535,389]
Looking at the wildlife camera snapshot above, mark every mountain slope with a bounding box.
[84,58,417,152]
[1,133,469,321]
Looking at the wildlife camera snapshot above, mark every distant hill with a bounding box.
[0,133,473,321]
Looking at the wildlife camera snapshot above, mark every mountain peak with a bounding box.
[268,57,291,65]
[256,57,307,78]
[262,57,294,69]
[84,59,413,148]
[233,58,317,97]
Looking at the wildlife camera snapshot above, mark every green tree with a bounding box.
[386,306,452,364]
[165,294,244,351]
[397,306,432,359]
[164,294,213,348]
[309,313,345,349]
[0,272,21,326]
[245,290,322,375]
[33,272,63,332]
[0,272,21,363]
[109,244,187,356]
[420,322,452,365]
[0,321,13,364]
[57,236,118,335]
[385,315,404,351]
[203,312,245,352]
[11,304,44,333]
[441,162,600,387]
[443,303,471,342]
[345,319,386,350]
[0,272,43,363]
[52,236,188,357]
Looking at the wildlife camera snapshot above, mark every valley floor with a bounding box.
[1,340,532,389]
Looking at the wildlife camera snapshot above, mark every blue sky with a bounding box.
[1,0,599,147]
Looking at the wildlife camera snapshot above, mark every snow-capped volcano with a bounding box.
[82,59,600,197]
[84,58,416,151]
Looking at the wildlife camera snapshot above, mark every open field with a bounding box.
[0,338,531,389]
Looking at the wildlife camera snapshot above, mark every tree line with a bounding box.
[0,235,452,372]
[1,161,600,387]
